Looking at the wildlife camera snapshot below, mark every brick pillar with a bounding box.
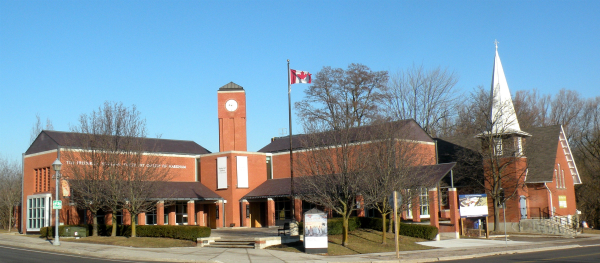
[412,197,421,222]
[106,213,113,225]
[187,201,196,225]
[356,196,365,217]
[196,204,205,227]
[429,188,440,241]
[157,201,164,225]
[448,188,460,239]
[240,200,250,227]
[168,206,176,225]
[294,198,302,222]
[215,201,224,228]
[123,209,131,225]
[267,198,275,227]
[138,213,146,226]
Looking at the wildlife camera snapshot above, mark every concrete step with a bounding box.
[206,240,255,249]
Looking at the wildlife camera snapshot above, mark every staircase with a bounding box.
[521,217,579,238]
[205,239,255,249]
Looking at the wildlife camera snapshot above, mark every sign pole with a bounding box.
[394,191,399,259]
[287,59,295,224]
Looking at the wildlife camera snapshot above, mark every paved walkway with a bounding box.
[0,232,598,263]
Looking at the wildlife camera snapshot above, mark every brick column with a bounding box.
[356,196,365,217]
[215,201,224,228]
[106,213,113,225]
[412,197,421,222]
[429,188,440,241]
[123,209,131,225]
[168,206,176,225]
[267,198,275,227]
[187,201,196,225]
[448,188,460,239]
[196,204,205,227]
[157,201,165,225]
[240,200,250,227]
[138,213,146,226]
[294,198,302,222]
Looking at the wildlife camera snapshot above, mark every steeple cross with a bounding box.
[494,39,499,50]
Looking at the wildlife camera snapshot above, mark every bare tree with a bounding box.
[385,64,460,137]
[0,156,21,232]
[295,63,388,130]
[513,89,551,130]
[360,121,428,244]
[63,101,171,237]
[574,97,600,229]
[30,113,54,144]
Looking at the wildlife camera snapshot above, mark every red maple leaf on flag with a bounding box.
[297,71,308,80]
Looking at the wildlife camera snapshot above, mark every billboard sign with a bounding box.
[304,208,327,254]
[459,194,488,218]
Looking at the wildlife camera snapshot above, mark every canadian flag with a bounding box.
[290,69,311,84]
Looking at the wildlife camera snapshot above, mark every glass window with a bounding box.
[176,202,188,225]
[146,208,157,225]
[266,156,273,180]
[275,198,291,220]
[27,194,51,231]
[494,138,502,156]
[420,188,429,216]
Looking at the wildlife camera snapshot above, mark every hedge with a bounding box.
[298,217,361,235]
[40,224,210,241]
[358,217,438,240]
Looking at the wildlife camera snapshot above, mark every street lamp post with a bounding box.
[52,158,62,246]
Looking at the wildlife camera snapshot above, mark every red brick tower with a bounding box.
[218,82,247,152]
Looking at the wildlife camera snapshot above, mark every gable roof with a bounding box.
[25,130,211,156]
[522,125,561,183]
[409,162,456,188]
[258,119,433,153]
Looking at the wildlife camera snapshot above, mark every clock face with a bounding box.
[225,99,238,112]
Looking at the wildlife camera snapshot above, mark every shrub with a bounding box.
[358,217,438,240]
[327,217,360,235]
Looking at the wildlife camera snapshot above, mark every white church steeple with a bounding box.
[489,41,527,136]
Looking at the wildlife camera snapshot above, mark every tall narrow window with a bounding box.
[146,207,157,225]
[561,170,565,189]
[266,156,273,180]
[420,188,429,216]
[494,138,503,156]
[27,194,51,231]
[176,202,188,225]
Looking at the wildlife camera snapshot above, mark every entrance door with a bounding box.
[250,202,263,227]
[520,196,527,219]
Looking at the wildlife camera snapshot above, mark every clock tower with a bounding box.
[217,82,247,152]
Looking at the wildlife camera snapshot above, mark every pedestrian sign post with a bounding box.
[53,200,62,210]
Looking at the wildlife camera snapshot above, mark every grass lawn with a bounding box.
[59,236,197,248]
[268,229,432,256]
[582,228,600,235]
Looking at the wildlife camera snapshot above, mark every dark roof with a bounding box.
[522,125,561,183]
[243,178,297,199]
[218,82,244,91]
[258,119,433,153]
[409,163,456,188]
[150,182,222,200]
[25,130,211,155]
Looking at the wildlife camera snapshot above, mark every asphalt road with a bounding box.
[444,245,600,263]
[0,245,162,263]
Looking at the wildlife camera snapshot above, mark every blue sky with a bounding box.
[1,0,599,161]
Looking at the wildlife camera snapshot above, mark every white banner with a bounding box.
[237,156,248,188]
[217,157,227,189]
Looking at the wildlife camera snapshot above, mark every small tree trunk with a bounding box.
[131,214,137,237]
[493,199,500,232]
[8,207,13,233]
[381,212,388,244]
[342,216,349,247]
[111,215,117,237]
[92,215,98,236]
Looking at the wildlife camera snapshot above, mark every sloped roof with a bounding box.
[258,119,433,153]
[25,130,211,156]
[523,125,561,183]
[243,178,296,199]
[408,163,456,188]
[150,182,222,200]
[218,82,244,91]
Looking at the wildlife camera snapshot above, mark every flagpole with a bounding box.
[288,59,296,224]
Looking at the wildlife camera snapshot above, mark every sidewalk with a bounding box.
[1,232,598,263]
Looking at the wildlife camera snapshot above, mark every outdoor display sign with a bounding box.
[559,195,567,208]
[52,200,62,210]
[459,194,488,218]
[304,208,327,254]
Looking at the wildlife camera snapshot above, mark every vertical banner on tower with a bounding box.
[236,156,248,188]
[217,157,227,189]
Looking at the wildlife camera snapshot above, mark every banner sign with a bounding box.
[459,194,488,218]
[304,208,327,254]
[217,157,227,189]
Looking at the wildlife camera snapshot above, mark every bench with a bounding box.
[278,223,290,236]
